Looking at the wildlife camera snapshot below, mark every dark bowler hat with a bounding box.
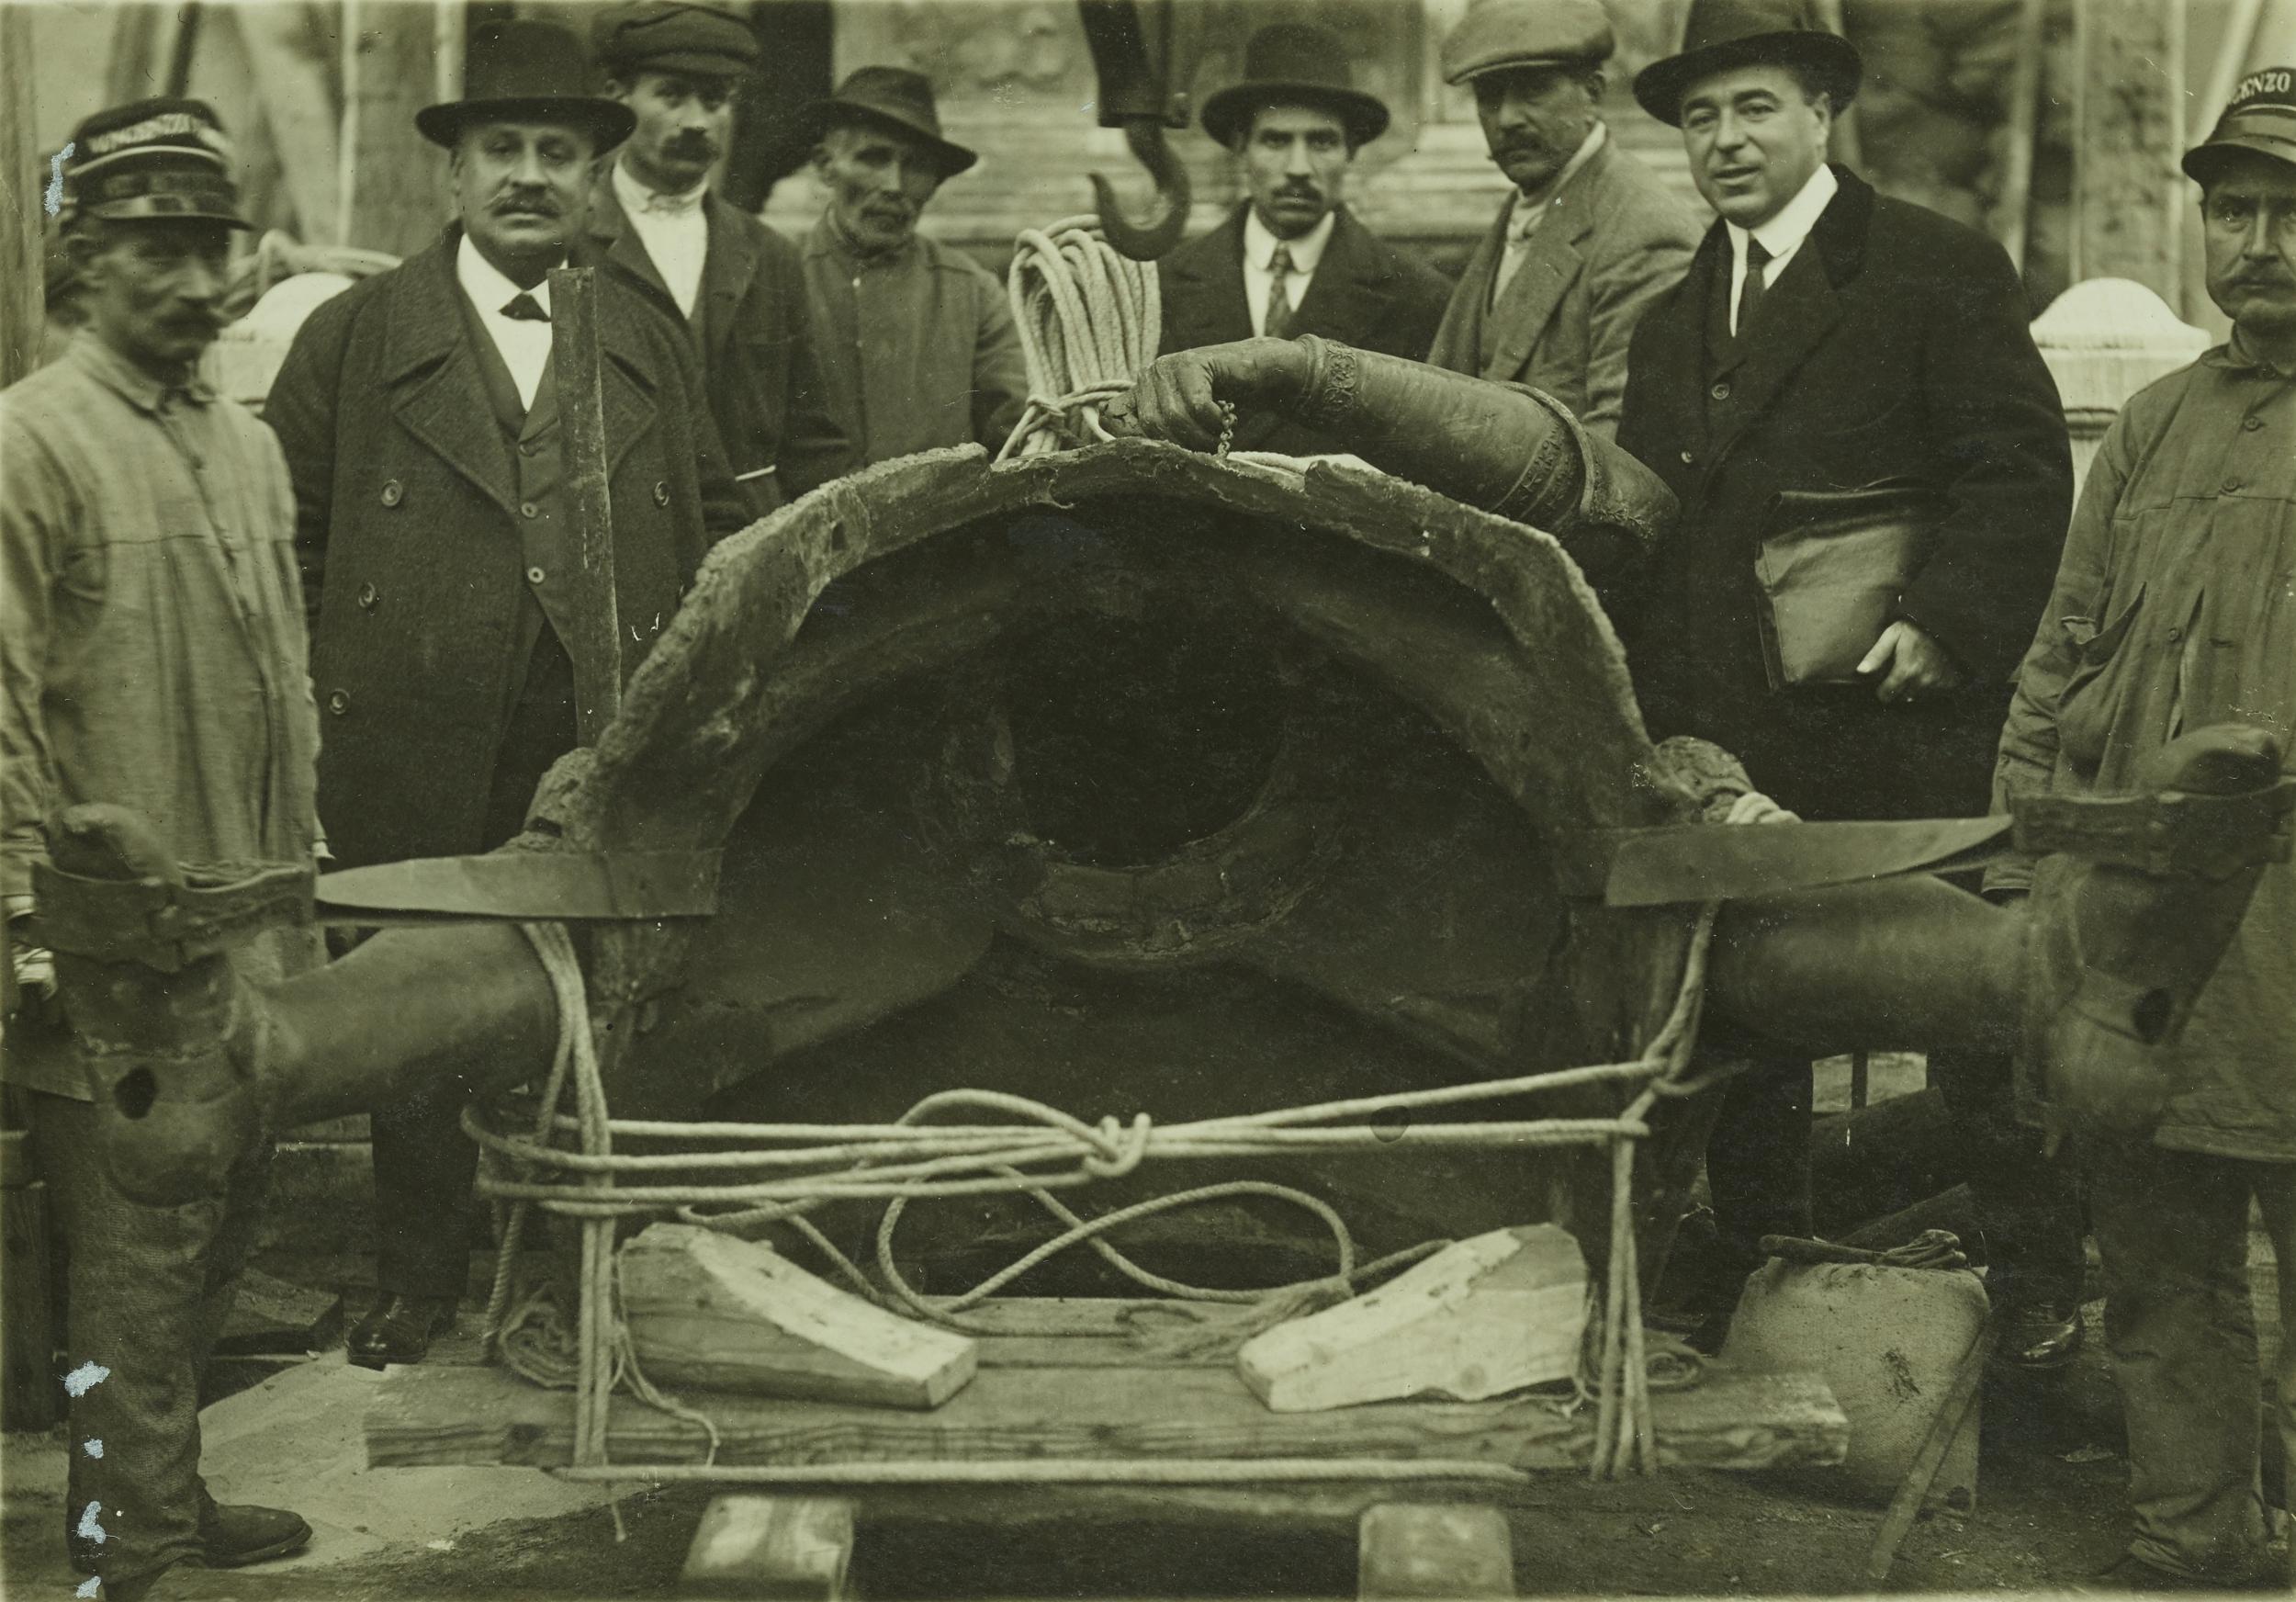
[801,67,977,176]
[1441,0,1615,86]
[2184,66,2296,184]
[415,20,637,150]
[592,2,760,80]
[62,97,249,229]
[1633,0,1862,128]
[1199,24,1390,148]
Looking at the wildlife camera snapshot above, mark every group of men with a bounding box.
[1,0,2289,1595]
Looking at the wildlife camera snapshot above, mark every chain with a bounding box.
[1214,400,1236,458]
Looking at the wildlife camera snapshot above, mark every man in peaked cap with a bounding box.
[1157,22,1452,457]
[1996,70,2296,1593]
[266,19,748,1373]
[3,97,322,1596]
[795,66,1028,464]
[1426,0,1703,441]
[590,1,850,516]
[1611,0,2076,1362]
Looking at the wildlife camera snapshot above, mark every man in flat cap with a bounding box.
[590,1,850,515]
[1613,0,2075,1357]
[1158,23,1452,457]
[267,19,748,1371]
[2,97,321,1596]
[796,68,1029,464]
[1427,0,1703,440]
[1995,70,2296,1593]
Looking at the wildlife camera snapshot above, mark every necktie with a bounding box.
[1265,245,1296,339]
[1735,239,1770,338]
[501,292,550,323]
[1493,198,1543,300]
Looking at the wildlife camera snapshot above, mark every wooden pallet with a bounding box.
[367,1298,1847,1598]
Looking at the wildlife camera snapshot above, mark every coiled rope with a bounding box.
[995,217,1161,462]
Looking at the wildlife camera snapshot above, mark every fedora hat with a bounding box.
[61,97,249,229]
[415,20,636,150]
[1199,24,1390,148]
[1633,0,1862,128]
[2184,65,2296,184]
[801,67,977,177]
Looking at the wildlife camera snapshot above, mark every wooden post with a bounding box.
[2072,0,2187,303]
[1,1120,61,1431]
[548,266,623,744]
[338,0,445,254]
[233,6,343,245]
[0,5,43,388]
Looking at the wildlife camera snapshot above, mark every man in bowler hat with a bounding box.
[2,98,322,1596]
[267,19,748,1371]
[1426,0,1704,440]
[796,67,1028,464]
[589,1,850,516]
[1157,23,1453,458]
[1613,0,2077,1357]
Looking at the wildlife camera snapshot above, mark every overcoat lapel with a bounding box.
[1483,153,1606,382]
[1633,224,1724,460]
[1162,208,1254,350]
[382,234,521,523]
[697,195,759,371]
[1287,210,1389,347]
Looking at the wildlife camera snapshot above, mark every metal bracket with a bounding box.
[33,859,315,973]
[2011,778,2296,880]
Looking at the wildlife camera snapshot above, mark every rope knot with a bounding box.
[1083,1112,1152,1177]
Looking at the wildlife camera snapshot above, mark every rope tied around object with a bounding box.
[996,218,1163,462]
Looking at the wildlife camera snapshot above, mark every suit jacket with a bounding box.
[1427,134,1702,441]
[1158,205,1453,457]
[1615,166,2073,821]
[265,227,749,867]
[585,177,851,517]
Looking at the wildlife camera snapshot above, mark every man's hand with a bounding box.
[1857,620,1964,705]
[1102,339,1311,452]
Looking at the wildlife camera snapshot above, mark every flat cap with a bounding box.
[592,2,760,78]
[1441,0,1615,85]
[2184,65,2296,184]
[62,97,249,229]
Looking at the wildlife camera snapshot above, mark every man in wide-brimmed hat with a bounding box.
[1425,0,1703,441]
[268,18,748,1372]
[1612,0,2075,1361]
[794,66,1027,464]
[588,2,850,515]
[1159,22,1451,457]
[3,96,325,1598]
[1996,69,2296,1594]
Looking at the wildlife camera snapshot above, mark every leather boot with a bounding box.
[347,1292,459,1369]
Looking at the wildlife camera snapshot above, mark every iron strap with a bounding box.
[2010,778,2296,879]
[32,859,315,973]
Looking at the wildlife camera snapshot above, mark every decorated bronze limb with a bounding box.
[1107,337,1676,570]
[43,805,558,1204]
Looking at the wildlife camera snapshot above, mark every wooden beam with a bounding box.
[231,6,342,245]
[0,4,45,389]
[1997,0,2049,274]
[338,0,445,254]
[1358,1504,1515,1599]
[547,266,624,745]
[2072,0,2187,301]
[680,1495,854,1600]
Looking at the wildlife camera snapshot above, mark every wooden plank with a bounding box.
[368,1356,1846,1474]
[622,1224,975,1409]
[1241,1226,1585,1413]
[547,265,622,744]
[230,6,342,243]
[681,1495,853,1599]
[338,0,445,254]
[1358,1504,1515,1598]
[0,4,43,389]
[2072,0,2187,301]
[1,1130,59,1430]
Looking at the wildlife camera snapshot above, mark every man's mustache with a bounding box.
[665,134,717,161]
[494,193,561,218]
[1274,180,1322,200]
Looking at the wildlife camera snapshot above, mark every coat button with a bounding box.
[2223,476,2244,493]
[521,502,540,519]
[379,479,403,508]
[520,441,540,457]
[2167,626,2184,644]
[1710,380,1732,400]
[653,480,670,507]
[356,581,379,611]
[325,689,352,716]
[526,566,546,585]
[2243,415,2264,432]
[1679,450,1695,466]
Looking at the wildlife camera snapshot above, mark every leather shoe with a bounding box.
[1994,1297,2085,1371]
[68,1497,310,1575]
[2077,1550,2283,1592]
[347,1292,458,1369]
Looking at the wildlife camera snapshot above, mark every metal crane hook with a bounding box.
[1090,118,1192,261]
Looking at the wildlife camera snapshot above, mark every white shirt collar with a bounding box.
[456,232,555,320]
[1511,120,1607,235]
[613,155,709,218]
[1244,207,1336,275]
[1728,162,1838,270]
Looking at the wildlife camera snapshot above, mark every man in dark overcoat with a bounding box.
[1425,0,1704,440]
[266,19,747,1368]
[1158,24,1452,457]
[588,2,850,516]
[1614,0,2074,1348]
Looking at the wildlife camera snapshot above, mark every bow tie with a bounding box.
[501,292,550,322]
[637,183,708,217]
